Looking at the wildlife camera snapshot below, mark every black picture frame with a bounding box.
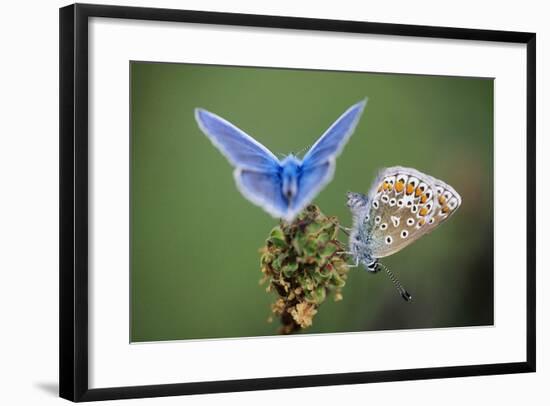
[59,3,536,402]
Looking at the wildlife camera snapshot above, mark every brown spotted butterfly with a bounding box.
[345,166,462,301]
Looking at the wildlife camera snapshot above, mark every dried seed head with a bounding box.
[259,204,351,334]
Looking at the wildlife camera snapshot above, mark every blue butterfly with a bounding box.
[195,100,367,222]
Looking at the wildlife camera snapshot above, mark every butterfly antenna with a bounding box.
[296,144,312,157]
[377,262,412,302]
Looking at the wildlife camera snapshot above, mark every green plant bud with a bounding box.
[269,226,287,248]
[281,262,299,278]
[305,286,326,305]
[319,241,338,258]
[330,272,346,288]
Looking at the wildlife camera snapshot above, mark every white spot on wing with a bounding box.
[391,216,400,227]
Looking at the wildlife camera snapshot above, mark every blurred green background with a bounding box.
[130,62,493,342]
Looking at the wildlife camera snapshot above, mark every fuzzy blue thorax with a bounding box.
[280,155,301,204]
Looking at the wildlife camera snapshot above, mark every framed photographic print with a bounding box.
[59,3,536,402]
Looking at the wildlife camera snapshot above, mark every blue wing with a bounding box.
[195,108,280,172]
[235,169,288,219]
[195,108,287,218]
[301,99,367,167]
[285,161,334,221]
[290,100,367,214]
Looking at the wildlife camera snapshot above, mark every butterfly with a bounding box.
[195,100,367,222]
[345,166,462,301]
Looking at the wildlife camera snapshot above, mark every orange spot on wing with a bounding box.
[442,206,450,214]
[415,187,423,197]
[419,207,429,216]
[420,194,428,203]
[395,181,404,193]
[406,184,415,195]
[438,195,446,205]
[418,219,426,226]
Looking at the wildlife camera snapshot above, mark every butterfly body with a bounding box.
[347,192,379,272]
[279,155,301,202]
[195,100,367,222]
[347,166,462,273]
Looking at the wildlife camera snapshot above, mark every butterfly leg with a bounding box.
[338,225,352,235]
[335,251,360,268]
[347,259,360,268]
[345,255,360,268]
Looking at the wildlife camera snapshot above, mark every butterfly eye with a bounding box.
[380,223,388,230]
[372,200,379,209]
[385,236,393,245]
[375,216,381,224]
[389,198,396,206]
[412,205,418,213]
[407,218,415,226]
[381,195,389,203]
[401,230,409,238]
[429,218,435,225]
[397,199,404,207]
